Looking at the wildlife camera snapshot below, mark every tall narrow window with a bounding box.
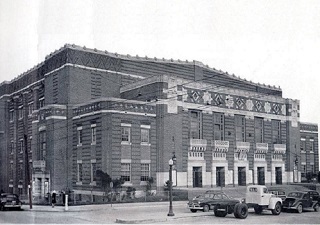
[10,141,14,154]
[255,117,264,143]
[272,120,281,144]
[91,124,96,145]
[121,126,131,143]
[28,102,34,115]
[91,162,97,182]
[78,163,83,182]
[121,163,131,182]
[189,110,202,139]
[235,115,245,142]
[39,131,46,160]
[19,139,24,153]
[18,106,23,119]
[300,138,306,153]
[9,110,14,122]
[213,113,224,140]
[141,163,150,181]
[39,97,45,108]
[77,126,83,146]
[310,139,314,152]
[141,128,150,144]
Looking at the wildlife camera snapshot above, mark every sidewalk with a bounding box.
[22,201,213,223]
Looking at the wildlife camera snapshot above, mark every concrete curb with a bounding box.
[115,214,213,224]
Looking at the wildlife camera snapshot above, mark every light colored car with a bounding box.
[245,185,282,215]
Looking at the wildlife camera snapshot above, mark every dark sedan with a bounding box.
[0,193,22,211]
[282,191,319,213]
[187,190,240,213]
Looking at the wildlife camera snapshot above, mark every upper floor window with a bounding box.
[121,163,131,182]
[77,126,83,146]
[28,102,34,115]
[18,106,23,119]
[39,131,46,150]
[272,120,281,144]
[91,124,97,145]
[141,128,150,144]
[189,110,202,139]
[39,97,45,108]
[121,124,131,143]
[19,139,24,153]
[10,141,14,154]
[310,138,314,153]
[255,117,264,143]
[300,138,306,153]
[213,113,224,140]
[235,115,245,142]
[9,110,14,122]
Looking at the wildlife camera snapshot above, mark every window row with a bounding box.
[77,124,151,146]
[76,163,151,183]
[9,99,45,122]
[189,110,282,144]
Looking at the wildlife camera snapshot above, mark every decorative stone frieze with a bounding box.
[235,142,250,152]
[274,144,286,154]
[211,140,229,152]
[189,139,207,152]
[255,143,268,153]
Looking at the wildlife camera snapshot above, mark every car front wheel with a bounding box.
[297,204,303,213]
[272,202,281,215]
[203,205,210,212]
[314,204,319,212]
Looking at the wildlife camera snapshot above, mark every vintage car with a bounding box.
[0,193,22,211]
[245,185,282,215]
[187,190,240,213]
[282,191,320,213]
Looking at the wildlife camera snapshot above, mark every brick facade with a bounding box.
[0,44,318,201]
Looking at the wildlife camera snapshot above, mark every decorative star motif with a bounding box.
[246,99,253,111]
[225,95,234,108]
[265,102,271,113]
[203,91,212,105]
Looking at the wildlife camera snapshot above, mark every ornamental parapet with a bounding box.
[274,144,286,154]
[33,105,67,122]
[211,140,229,152]
[255,143,268,153]
[236,142,250,152]
[189,139,207,151]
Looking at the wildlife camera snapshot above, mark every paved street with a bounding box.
[0,201,319,224]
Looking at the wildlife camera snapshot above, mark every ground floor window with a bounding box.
[121,163,131,182]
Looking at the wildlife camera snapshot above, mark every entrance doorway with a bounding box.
[257,167,265,185]
[238,167,246,186]
[216,167,225,187]
[275,167,282,184]
[193,167,202,187]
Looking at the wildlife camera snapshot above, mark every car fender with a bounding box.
[268,197,282,209]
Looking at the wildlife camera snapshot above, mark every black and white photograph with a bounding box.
[0,0,319,224]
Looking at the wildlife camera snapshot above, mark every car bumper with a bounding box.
[187,204,203,210]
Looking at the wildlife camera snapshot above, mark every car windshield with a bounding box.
[288,192,303,198]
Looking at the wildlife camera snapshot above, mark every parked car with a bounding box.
[282,191,320,213]
[187,190,239,213]
[245,185,282,215]
[0,193,22,211]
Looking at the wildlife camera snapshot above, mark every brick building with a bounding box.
[0,44,318,201]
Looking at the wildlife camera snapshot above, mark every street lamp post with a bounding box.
[167,158,174,216]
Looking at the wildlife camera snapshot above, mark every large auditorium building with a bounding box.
[0,44,318,201]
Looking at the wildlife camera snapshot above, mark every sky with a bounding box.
[0,0,320,127]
